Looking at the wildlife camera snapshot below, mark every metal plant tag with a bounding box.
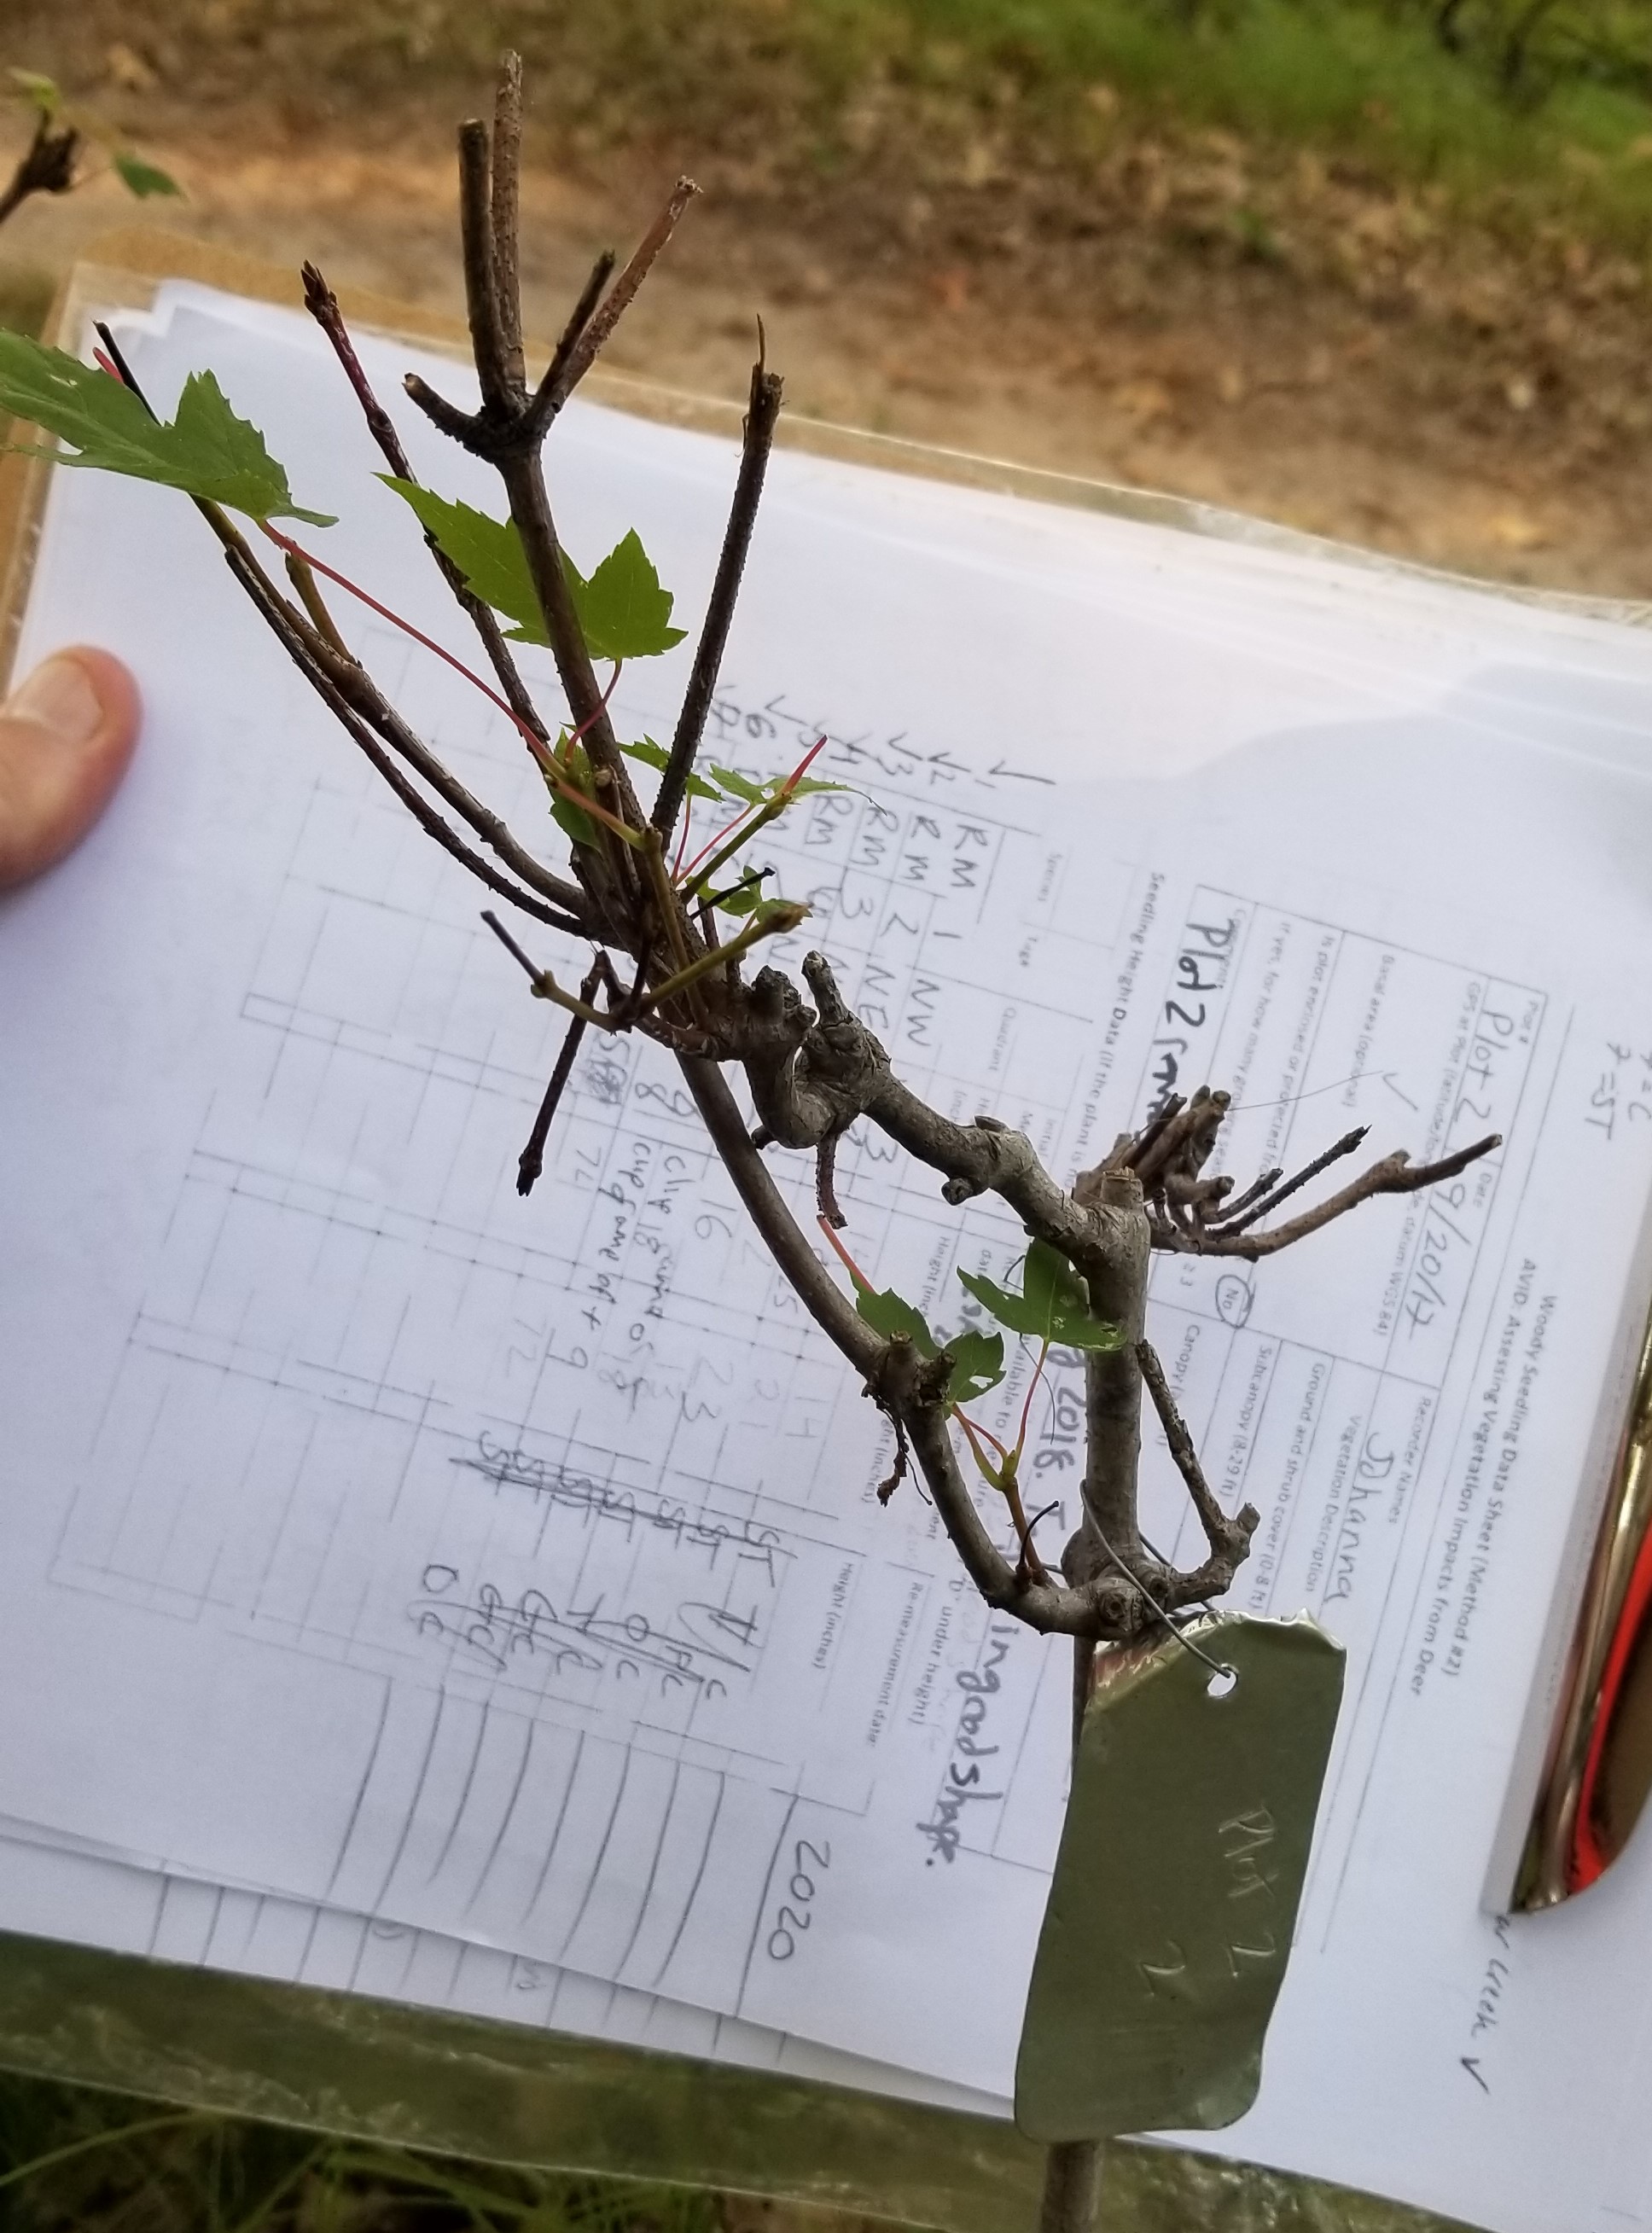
[1015,1611,1345,2143]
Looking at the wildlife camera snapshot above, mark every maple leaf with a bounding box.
[958,1241,1123,1352]
[0,336,333,525]
[381,480,685,660]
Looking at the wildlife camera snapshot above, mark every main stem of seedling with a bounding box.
[96,67,1494,2233]
[1040,1641,1103,2233]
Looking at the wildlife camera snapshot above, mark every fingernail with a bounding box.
[4,654,104,745]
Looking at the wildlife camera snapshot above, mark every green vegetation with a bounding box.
[0,2070,724,2233]
[618,0,1652,253]
[874,0,1652,172]
[885,0,1652,237]
[11,0,1652,253]
[79,0,1649,251]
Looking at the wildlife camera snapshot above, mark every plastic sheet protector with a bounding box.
[9,282,1652,2232]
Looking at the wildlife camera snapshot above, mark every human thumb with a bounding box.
[0,648,140,892]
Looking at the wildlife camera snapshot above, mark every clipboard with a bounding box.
[0,224,1489,2233]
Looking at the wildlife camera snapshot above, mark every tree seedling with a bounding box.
[0,57,1498,2230]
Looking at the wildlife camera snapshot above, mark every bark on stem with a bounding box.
[653,352,784,842]
[441,83,644,831]
[525,177,699,439]
[230,554,580,935]
[678,1055,878,1370]
[517,968,603,1196]
[868,1361,1149,1638]
[300,259,552,747]
[1073,1168,1150,1573]
[308,635,586,916]
[1039,2140,1103,2233]
[457,118,515,411]
[1148,1135,1499,1259]
[0,118,77,229]
[489,54,526,395]
[680,1061,1176,1643]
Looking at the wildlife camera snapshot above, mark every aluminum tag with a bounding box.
[1015,1611,1345,2143]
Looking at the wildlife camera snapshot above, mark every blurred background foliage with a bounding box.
[0,2070,731,2233]
[0,2066,1475,2233]
[12,0,1652,252]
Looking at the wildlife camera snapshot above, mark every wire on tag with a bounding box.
[1089,1521,1238,1689]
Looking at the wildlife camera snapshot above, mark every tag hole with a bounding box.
[1207,1666,1238,1700]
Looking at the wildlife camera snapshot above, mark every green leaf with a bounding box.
[111,151,181,199]
[744,895,808,933]
[0,336,334,523]
[712,875,769,917]
[550,793,600,849]
[958,1241,1124,1352]
[781,775,853,799]
[941,1327,1005,1406]
[846,1272,1003,1407]
[7,70,60,120]
[567,528,686,662]
[1022,1240,1066,1333]
[957,1269,1036,1338]
[855,1286,939,1356]
[0,335,165,474]
[169,371,332,522]
[707,764,852,809]
[708,764,768,805]
[959,1268,1027,1330]
[544,735,601,850]
[380,478,545,639]
[620,736,720,804]
[379,482,683,664]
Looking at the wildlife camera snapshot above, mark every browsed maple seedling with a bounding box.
[0,55,1501,2233]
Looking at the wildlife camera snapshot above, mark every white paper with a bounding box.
[0,1817,999,2109]
[8,285,1652,2231]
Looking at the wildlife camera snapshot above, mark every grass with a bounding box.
[42,0,1652,254]
[0,2064,1484,2233]
[0,2070,731,2233]
[674,0,1652,250]
[880,0,1652,197]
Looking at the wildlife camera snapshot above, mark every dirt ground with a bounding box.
[8,86,1652,605]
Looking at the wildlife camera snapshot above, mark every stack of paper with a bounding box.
[8,277,1652,2232]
